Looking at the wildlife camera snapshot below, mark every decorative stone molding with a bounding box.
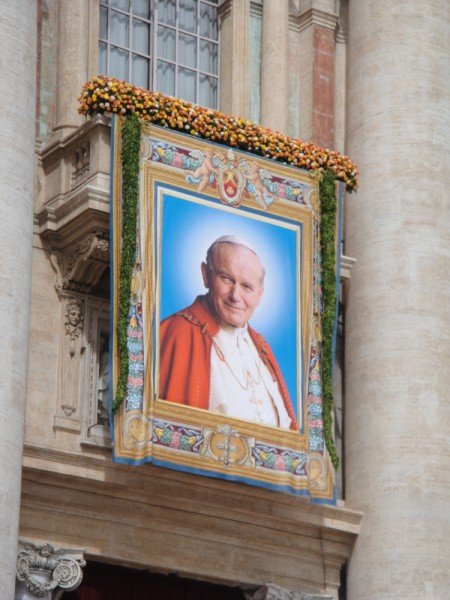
[297,1,339,32]
[50,231,109,295]
[16,541,85,599]
[340,254,356,280]
[54,294,85,433]
[71,141,90,186]
[245,584,333,600]
[35,114,110,250]
[80,297,112,447]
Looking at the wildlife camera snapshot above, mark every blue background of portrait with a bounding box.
[157,187,302,419]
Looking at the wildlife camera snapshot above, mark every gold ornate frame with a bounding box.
[112,121,334,501]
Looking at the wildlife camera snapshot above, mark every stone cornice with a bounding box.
[297,8,339,33]
[40,114,111,165]
[35,182,109,246]
[22,443,362,535]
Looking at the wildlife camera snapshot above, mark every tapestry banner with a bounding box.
[111,118,341,504]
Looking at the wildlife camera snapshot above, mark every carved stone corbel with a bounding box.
[50,231,109,295]
[16,541,85,600]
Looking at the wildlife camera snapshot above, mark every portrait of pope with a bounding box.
[159,235,298,430]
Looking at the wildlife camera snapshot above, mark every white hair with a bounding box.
[205,235,265,283]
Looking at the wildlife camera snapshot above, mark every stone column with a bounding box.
[260,0,289,132]
[16,541,85,599]
[54,0,89,132]
[0,2,36,597]
[218,0,250,118]
[345,1,450,599]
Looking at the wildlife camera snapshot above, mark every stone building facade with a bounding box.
[0,0,449,598]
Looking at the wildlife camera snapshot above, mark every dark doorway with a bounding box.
[64,561,246,599]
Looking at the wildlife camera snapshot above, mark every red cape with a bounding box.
[159,296,298,430]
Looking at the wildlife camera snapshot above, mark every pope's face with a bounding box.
[202,243,264,328]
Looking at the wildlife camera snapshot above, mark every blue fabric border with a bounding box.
[112,452,336,505]
[109,115,117,444]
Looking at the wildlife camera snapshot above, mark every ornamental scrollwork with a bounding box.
[16,542,86,598]
[50,231,109,295]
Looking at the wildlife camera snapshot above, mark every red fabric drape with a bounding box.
[64,561,245,600]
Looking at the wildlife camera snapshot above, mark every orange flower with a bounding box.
[77,75,358,190]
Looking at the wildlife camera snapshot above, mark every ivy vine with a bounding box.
[320,169,339,470]
[113,115,141,413]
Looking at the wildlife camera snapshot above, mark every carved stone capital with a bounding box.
[16,541,85,599]
[245,585,332,600]
[297,1,339,32]
[50,231,109,294]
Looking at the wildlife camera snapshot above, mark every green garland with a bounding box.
[114,116,340,471]
[113,115,141,413]
[319,169,339,470]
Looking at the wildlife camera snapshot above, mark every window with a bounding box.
[99,0,219,108]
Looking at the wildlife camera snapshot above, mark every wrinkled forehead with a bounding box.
[211,242,265,283]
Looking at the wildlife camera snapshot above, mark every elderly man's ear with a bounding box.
[201,262,210,289]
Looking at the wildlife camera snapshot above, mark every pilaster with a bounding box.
[295,0,338,147]
[333,0,347,153]
[218,0,250,118]
[260,0,289,132]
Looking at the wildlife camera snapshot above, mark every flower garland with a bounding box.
[78,76,358,191]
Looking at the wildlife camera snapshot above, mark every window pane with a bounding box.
[110,0,130,11]
[157,60,175,96]
[179,32,197,69]
[99,41,107,74]
[157,26,175,60]
[178,67,196,103]
[131,0,150,19]
[110,10,129,46]
[199,74,217,108]
[199,40,217,74]
[179,0,197,33]
[110,45,129,80]
[157,0,175,26]
[132,54,150,88]
[200,2,217,40]
[132,18,150,54]
[100,6,108,39]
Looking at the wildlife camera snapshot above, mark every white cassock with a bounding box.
[209,323,291,428]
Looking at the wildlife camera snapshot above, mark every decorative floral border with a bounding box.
[78,75,358,191]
